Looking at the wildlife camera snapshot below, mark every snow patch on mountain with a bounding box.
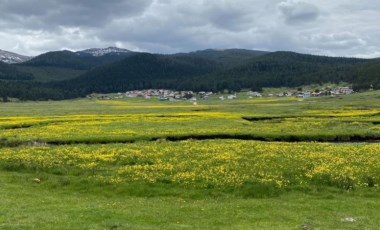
[0,49,32,64]
[77,47,132,57]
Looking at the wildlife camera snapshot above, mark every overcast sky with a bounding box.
[0,0,379,58]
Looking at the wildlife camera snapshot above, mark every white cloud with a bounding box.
[307,33,366,50]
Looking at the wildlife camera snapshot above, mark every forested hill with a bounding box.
[174,49,269,68]
[52,53,219,98]
[52,51,379,97]
[18,50,135,70]
[184,51,371,91]
[0,61,34,81]
[354,59,380,89]
[1,49,380,100]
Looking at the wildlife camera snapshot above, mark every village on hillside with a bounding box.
[89,86,355,101]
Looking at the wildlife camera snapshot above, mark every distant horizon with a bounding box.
[1,46,377,60]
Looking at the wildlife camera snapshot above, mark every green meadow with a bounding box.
[0,91,380,229]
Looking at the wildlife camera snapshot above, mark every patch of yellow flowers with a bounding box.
[1,109,379,143]
[0,140,379,189]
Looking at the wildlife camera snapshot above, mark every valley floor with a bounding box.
[1,91,380,229]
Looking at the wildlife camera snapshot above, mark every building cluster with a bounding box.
[267,87,354,99]
[125,89,213,101]
[90,87,354,101]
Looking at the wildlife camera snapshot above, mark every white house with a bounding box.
[227,94,236,100]
[247,91,262,97]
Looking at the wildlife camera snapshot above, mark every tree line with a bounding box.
[1,51,379,101]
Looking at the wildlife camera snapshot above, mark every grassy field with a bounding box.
[1,91,380,229]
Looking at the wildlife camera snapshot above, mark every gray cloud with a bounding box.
[196,1,257,31]
[0,0,153,29]
[277,0,320,24]
[0,0,379,58]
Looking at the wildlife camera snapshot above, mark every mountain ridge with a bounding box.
[1,48,380,100]
[76,47,133,57]
[0,49,32,64]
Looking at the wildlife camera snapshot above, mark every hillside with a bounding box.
[174,49,269,68]
[0,49,31,64]
[15,49,136,82]
[15,66,86,82]
[0,61,34,81]
[20,49,136,69]
[53,51,375,96]
[19,50,91,70]
[76,47,133,57]
[1,49,380,100]
[52,53,218,97]
[16,48,260,82]
[354,59,380,89]
[188,51,370,91]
